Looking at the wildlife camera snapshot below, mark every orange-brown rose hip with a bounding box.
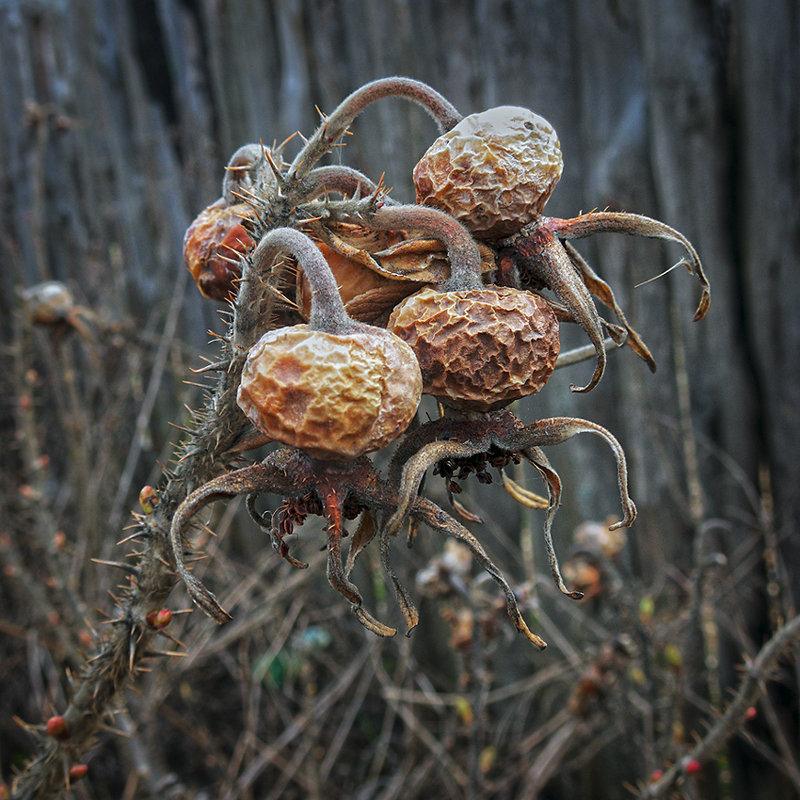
[183,199,255,300]
[388,286,559,411]
[414,106,563,239]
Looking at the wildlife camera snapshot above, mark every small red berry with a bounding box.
[146,608,173,629]
[649,769,663,783]
[685,759,701,775]
[46,715,70,740]
[745,706,757,721]
[68,764,88,783]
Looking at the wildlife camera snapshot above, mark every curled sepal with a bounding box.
[522,447,583,600]
[353,607,397,638]
[379,523,420,635]
[322,484,397,637]
[546,211,711,323]
[512,417,637,531]
[412,496,547,649]
[169,460,294,623]
[563,241,656,371]
[502,472,549,509]
[385,439,490,542]
[345,511,378,578]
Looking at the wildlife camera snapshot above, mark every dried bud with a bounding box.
[414,106,563,239]
[46,715,70,740]
[21,281,75,325]
[237,325,422,460]
[387,286,559,410]
[183,199,256,301]
[138,485,159,514]
[145,608,173,629]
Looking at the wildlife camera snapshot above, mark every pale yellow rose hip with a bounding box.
[413,106,563,239]
[237,325,422,460]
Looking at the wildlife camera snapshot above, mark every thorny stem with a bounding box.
[287,76,462,180]
[555,335,625,369]
[297,165,395,203]
[13,218,297,797]
[11,350,252,799]
[222,143,278,206]
[639,613,800,799]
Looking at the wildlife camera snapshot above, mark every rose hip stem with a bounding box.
[222,143,275,206]
[287,77,462,181]
[340,204,484,292]
[297,165,396,203]
[234,227,353,349]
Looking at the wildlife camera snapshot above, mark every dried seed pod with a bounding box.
[236,228,422,460]
[388,286,559,411]
[414,106,563,239]
[183,199,256,301]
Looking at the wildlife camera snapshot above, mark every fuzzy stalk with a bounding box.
[234,227,353,346]
[287,77,462,180]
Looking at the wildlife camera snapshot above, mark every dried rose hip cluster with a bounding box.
[174,77,709,648]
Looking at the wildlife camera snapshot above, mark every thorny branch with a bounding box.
[640,614,800,799]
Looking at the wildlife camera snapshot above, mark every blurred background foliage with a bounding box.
[0,1,798,797]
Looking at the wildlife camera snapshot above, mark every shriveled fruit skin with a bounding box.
[183,199,255,300]
[387,287,559,411]
[237,326,422,460]
[413,106,563,239]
